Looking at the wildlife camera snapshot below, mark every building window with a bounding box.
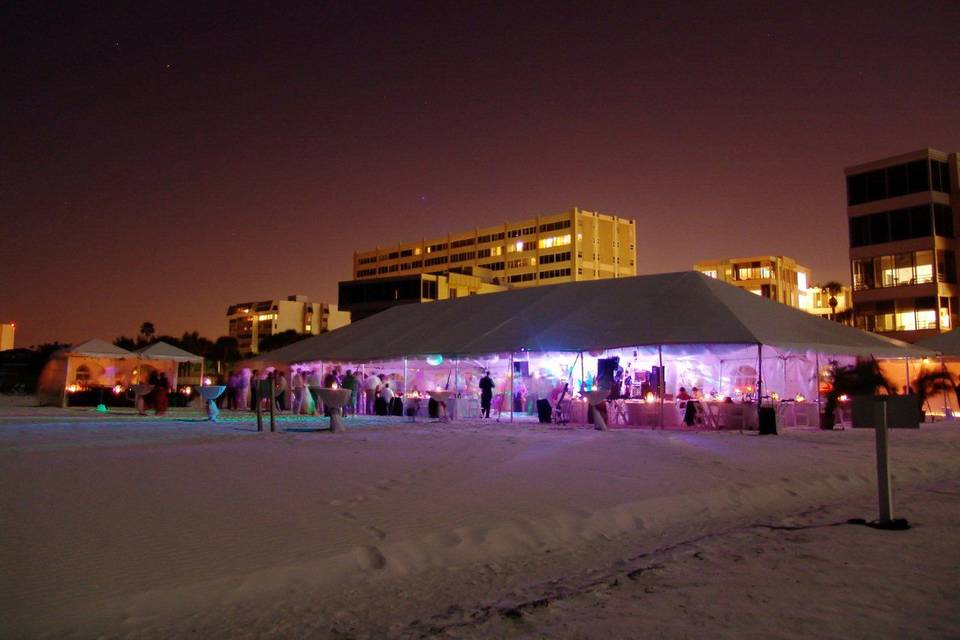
[451,251,476,262]
[424,256,448,267]
[538,220,571,232]
[479,261,505,271]
[357,256,377,265]
[847,159,930,205]
[508,272,536,283]
[400,249,413,257]
[539,267,572,280]
[451,238,475,248]
[357,268,377,277]
[537,234,572,249]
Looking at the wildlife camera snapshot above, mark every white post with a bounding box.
[756,344,763,433]
[403,357,408,397]
[875,398,893,525]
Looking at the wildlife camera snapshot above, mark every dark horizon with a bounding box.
[3,1,959,347]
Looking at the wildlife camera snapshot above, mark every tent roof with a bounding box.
[263,271,931,363]
[915,328,960,356]
[136,341,204,362]
[68,338,137,358]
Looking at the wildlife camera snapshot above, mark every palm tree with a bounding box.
[818,281,844,321]
[139,322,156,344]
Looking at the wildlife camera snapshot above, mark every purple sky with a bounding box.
[3,1,959,347]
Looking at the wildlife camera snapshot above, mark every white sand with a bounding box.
[1,410,958,638]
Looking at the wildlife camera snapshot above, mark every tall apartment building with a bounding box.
[694,256,812,308]
[0,323,14,351]
[339,269,507,323]
[351,207,636,287]
[846,148,959,342]
[226,296,349,354]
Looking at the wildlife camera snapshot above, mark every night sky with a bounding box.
[3,1,959,347]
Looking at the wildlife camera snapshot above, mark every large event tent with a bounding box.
[259,272,928,427]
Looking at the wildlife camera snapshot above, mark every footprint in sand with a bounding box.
[355,545,387,570]
[338,511,357,520]
[365,525,387,540]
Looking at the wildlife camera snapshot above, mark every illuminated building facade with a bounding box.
[226,296,349,354]
[695,256,812,309]
[351,207,636,288]
[339,269,507,322]
[846,148,959,342]
[0,323,14,351]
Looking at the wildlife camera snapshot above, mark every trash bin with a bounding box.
[536,399,552,423]
[758,406,777,435]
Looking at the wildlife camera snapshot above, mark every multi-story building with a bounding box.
[799,285,853,323]
[0,323,14,351]
[694,256,812,308]
[350,207,636,288]
[226,296,349,354]
[339,268,508,322]
[846,148,958,342]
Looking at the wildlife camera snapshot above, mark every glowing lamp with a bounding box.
[645,392,656,403]
[425,354,444,366]
[746,385,754,393]
[839,394,849,402]
[795,393,806,403]
[112,384,123,395]
[332,382,338,389]
[770,391,779,401]
[67,384,78,394]
[203,377,212,385]
[182,386,192,395]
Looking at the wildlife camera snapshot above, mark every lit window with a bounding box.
[797,272,807,291]
[703,269,717,279]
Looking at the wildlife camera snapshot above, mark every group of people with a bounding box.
[217,367,405,417]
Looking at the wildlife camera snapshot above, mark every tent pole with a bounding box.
[756,344,763,431]
[658,345,664,429]
[904,357,910,396]
[941,355,950,418]
[718,359,724,398]
[814,352,822,427]
[509,352,515,423]
[580,351,585,394]
[403,357,408,397]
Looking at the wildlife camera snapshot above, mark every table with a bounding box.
[776,402,819,428]
[131,384,155,415]
[426,390,454,421]
[314,388,353,432]
[197,385,226,421]
[706,402,759,430]
[624,401,682,427]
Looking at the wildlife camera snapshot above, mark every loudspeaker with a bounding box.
[537,399,553,423]
[597,357,619,388]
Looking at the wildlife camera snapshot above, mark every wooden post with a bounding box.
[755,344,763,433]
[269,376,276,432]
[941,356,951,418]
[875,398,893,525]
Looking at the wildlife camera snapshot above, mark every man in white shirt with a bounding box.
[363,373,381,415]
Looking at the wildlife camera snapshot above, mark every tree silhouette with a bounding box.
[818,281,844,321]
[139,322,156,344]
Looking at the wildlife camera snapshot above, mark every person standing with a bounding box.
[275,371,289,412]
[249,369,261,412]
[479,370,494,419]
[341,369,359,416]
[154,372,170,416]
[306,368,322,415]
[363,372,381,415]
[226,371,238,410]
[290,370,304,414]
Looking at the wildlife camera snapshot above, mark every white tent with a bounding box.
[135,341,204,363]
[915,328,960,356]
[263,271,930,362]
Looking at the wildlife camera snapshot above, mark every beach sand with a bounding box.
[1,410,958,638]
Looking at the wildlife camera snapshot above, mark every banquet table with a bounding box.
[776,402,819,428]
[624,401,683,427]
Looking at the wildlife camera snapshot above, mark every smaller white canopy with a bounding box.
[136,341,203,362]
[69,338,137,359]
[916,328,960,356]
